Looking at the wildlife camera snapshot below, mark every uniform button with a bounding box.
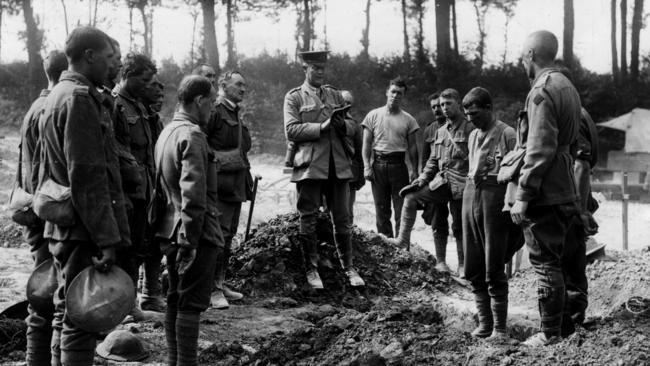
[112,200,116,204]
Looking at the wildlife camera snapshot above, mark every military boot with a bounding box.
[454,233,465,279]
[471,290,493,338]
[300,233,323,289]
[335,233,366,287]
[488,294,508,340]
[433,234,450,273]
[140,255,166,312]
[391,203,417,248]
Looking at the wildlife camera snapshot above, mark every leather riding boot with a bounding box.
[471,290,494,338]
[176,311,200,366]
[299,233,319,271]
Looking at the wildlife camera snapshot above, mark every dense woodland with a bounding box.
[0,0,648,155]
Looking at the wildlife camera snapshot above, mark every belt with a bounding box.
[374,151,405,162]
[468,175,499,185]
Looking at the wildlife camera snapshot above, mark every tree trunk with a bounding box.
[225,0,236,68]
[301,0,311,51]
[415,0,425,64]
[190,8,199,67]
[502,16,510,66]
[611,0,619,80]
[200,0,220,73]
[129,6,134,51]
[563,0,574,66]
[620,0,627,79]
[630,0,643,80]
[451,0,458,56]
[60,0,69,35]
[360,0,371,59]
[92,0,99,27]
[435,0,451,64]
[137,4,151,57]
[22,0,44,100]
[472,0,487,68]
[401,0,410,60]
[0,2,3,61]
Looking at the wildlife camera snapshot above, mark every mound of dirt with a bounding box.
[230,212,451,309]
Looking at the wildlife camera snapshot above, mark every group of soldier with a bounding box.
[17,26,253,366]
[14,23,599,366]
[285,30,598,347]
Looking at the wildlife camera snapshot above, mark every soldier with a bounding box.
[153,75,222,366]
[362,77,419,238]
[102,37,122,94]
[136,75,167,312]
[204,70,251,309]
[461,87,518,340]
[511,31,581,347]
[38,26,130,365]
[341,90,365,223]
[18,49,67,366]
[394,88,473,277]
[113,53,159,316]
[421,93,452,273]
[192,63,217,87]
[283,50,364,289]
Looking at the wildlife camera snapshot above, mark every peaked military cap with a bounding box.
[299,50,329,64]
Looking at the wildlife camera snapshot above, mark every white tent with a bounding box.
[598,108,650,153]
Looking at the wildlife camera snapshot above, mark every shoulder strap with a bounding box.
[443,125,468,159]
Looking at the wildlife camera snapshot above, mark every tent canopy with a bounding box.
[598,108,650,153]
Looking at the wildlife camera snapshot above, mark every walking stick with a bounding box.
[244,175,261,242]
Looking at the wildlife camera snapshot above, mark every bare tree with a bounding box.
[563,0,574,66]
[409,0,428,65]
[620,0,627,79]
[21,0,45,99]
[199,0,220,72]
[60,0,69,35]
[630,0,643,80]
[471,0,488,67]
[493,0,517,65]
[611,0,619,80]
[190,5,199,67]
[451,0,458,56]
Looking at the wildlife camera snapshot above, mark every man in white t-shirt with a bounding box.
[362,77,419,238]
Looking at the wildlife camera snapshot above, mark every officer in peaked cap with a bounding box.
[283,49,365,290]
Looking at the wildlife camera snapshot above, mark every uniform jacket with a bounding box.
[113,87,155,201]
[283,82,353,182]
[467,120,517,180]
[38,71,130,248]
[575,107,599,168]
[153,111,223,249]
[345,114,364,188]
[421,120,444,172]
[19,89,49,194]
[516,68,580,206]
[204,97,253,202]
[419,117,475,199]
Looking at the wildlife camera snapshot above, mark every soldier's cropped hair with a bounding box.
[121,52,157,80]
[427,92,440,103]
[440,88,461,102]
[192,63,215,76]
[108,37,120,52]
[177,75,212,105]
[462,87,492,109]
[388,77,408,92]
[43,50,68,84]
[218,70,243,85]
[64,26,110,63]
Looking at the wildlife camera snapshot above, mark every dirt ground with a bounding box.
[1,152,650,365]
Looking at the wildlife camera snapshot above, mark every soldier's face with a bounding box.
[107,45,122,83]
[386,85,405,109]
[305,63,325,87]
[463,102,492,130]
[440,96,460,120]
[198,88,216,125]
[127,69,155,98]
[430,98,444,121]
[201,66,217,86]
[88,42,113,86]
[221,73,246,103]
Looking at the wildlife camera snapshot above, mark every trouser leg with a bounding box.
[325,178,352,268]
[26,232,53,366]
[49,241,101,366]
[431,203,450,263]
[396,186,445,246]
[348,187,356,226]
[297,180,322,270]
[563,217,588,325]
[389,161,409,237]
[165,241,218,366]
[524,203,575,338]
[450,198,464,267]
[214,200,242,289]
[371,161,394,237]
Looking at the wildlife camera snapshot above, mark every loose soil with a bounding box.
[0,154,649,365]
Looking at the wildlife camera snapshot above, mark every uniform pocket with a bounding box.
[299,104,322,123]
[293,142,314,168]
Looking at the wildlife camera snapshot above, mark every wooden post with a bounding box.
[622,171,629,250]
